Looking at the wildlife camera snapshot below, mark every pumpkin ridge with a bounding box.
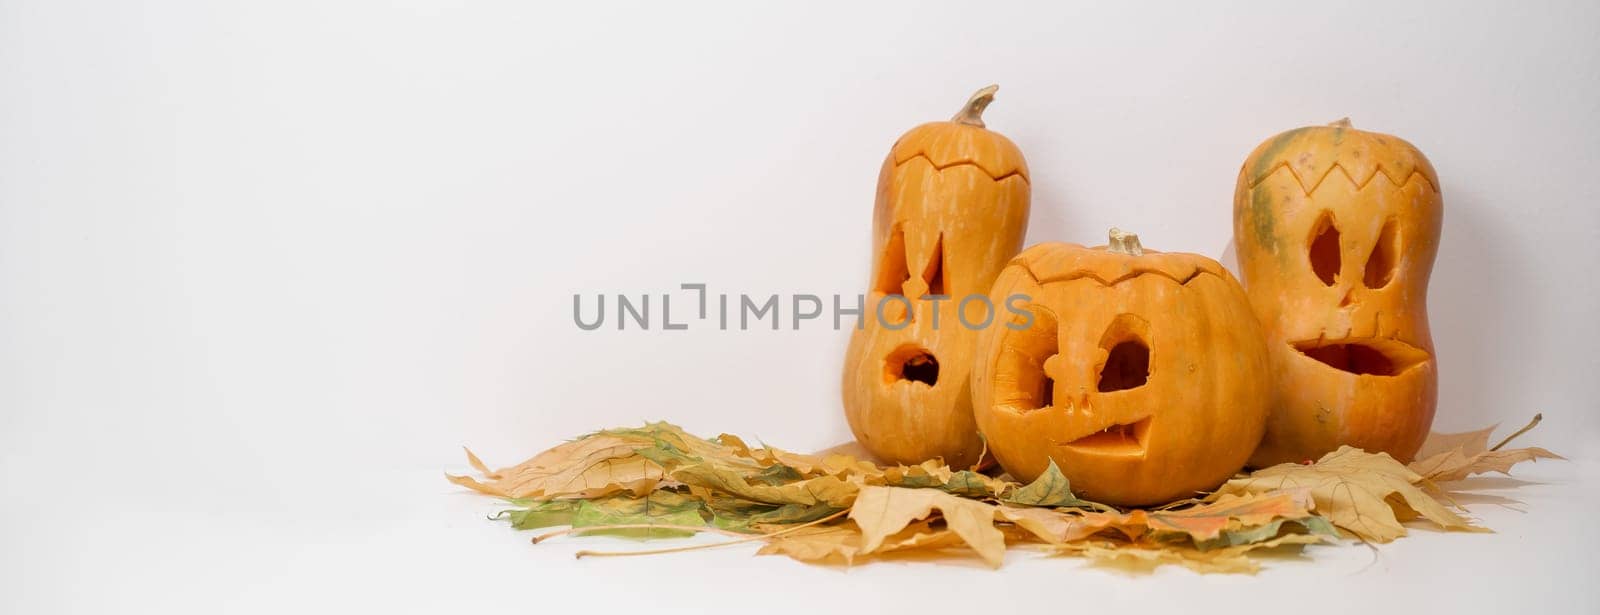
[1249,161,1438,195]
[892,152,1030,183]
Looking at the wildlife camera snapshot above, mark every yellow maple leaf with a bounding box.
[1215,446,1482,542]
[755,521,964,565]
[458,420,1557,573]
[721,434,885,481]
[447,437,665,499]
[996,491,1318,544]
[668,463,859,507]
[849,485,1007,567]
[1053,533,1327,574]
[1142,490,1317,541]
[1410,415,1563,482]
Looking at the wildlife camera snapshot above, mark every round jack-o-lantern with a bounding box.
[842,85,1031,468]
[1234,119,1442,467]
[971,231,1271,507]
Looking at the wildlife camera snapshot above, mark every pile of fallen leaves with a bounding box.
[448,416,1559,573]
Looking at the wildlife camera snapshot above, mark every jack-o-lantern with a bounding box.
[842,85,1031,469]
[970,231,1271,506]
[1234,119,1442,467]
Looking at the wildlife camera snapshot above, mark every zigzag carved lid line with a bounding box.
[1029,267,1218,287]
[1249,161,1438,196]
[1011,256,1222,291]
[893,152,1029,183]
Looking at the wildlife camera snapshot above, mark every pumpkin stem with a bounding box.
[1328,117,1353,128]
[951,84,1000,128]
[1107,228,1144,256]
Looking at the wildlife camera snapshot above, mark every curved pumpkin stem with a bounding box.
[1107,228,1144,256]
[1328,117,1353,128]
[951,85,1000,128]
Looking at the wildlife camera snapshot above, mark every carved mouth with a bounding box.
[1290,338,1430,376]
[1055,416,1153,456]
[883,345,939,387]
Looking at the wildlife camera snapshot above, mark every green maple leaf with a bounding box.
[569,491,707,539]
[1001,460,1095,509]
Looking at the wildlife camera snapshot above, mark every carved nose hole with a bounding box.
[1308,211,1341,286]
[1363,219,1399,289]
[1339,288,1357,308]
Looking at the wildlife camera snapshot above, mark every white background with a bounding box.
[3,1,1597,613]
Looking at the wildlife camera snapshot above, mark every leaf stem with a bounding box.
[572,509,849,559]
[1489,413,1543,452]
[531,523,747,544]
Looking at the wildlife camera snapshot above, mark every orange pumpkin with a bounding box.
[970,231,1271,506]
[1233,119,1442,466]
[842,85,1031,468]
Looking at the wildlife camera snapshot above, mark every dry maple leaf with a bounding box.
[630,432,862,507]
[875,459,1012,497]
[1214,446,1481,542]
[1053,533,1327,574]
[602,423,760,467]
[756,520,965,565]
[719,435,885,480]
[1000,460,1096,508]
[996,490,1323,545]
[457,420,1555,574]
[995,506,1113,543]
[668,462,859,507]
[1143,491,1317,541]
[447,437,665,499]
[849,485,1007,567]
[1409,414,1562,482]
[704,495,842,532]
[564,491,708,539]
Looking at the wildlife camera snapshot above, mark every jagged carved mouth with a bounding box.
[1055,416,1153,456]
[1290,338,1430,376]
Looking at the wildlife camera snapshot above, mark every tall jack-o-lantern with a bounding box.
[1234,119,1443,466]
[971,231,1271,506]
[842,85,1031,469]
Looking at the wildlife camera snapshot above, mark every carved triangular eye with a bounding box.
[993,305,1058,412]
[1098,343,1149,392]
[874,226,911,295]
[1038,357,1055,409]
[1097,314,1151,393]
[1364,219,1399,289]
[1308,211,1341,286]
[921,235,946,296]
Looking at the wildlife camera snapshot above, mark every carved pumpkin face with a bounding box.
[1233,121,1442,466]
[842,86,1030,469]
[971,233,1271,506]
